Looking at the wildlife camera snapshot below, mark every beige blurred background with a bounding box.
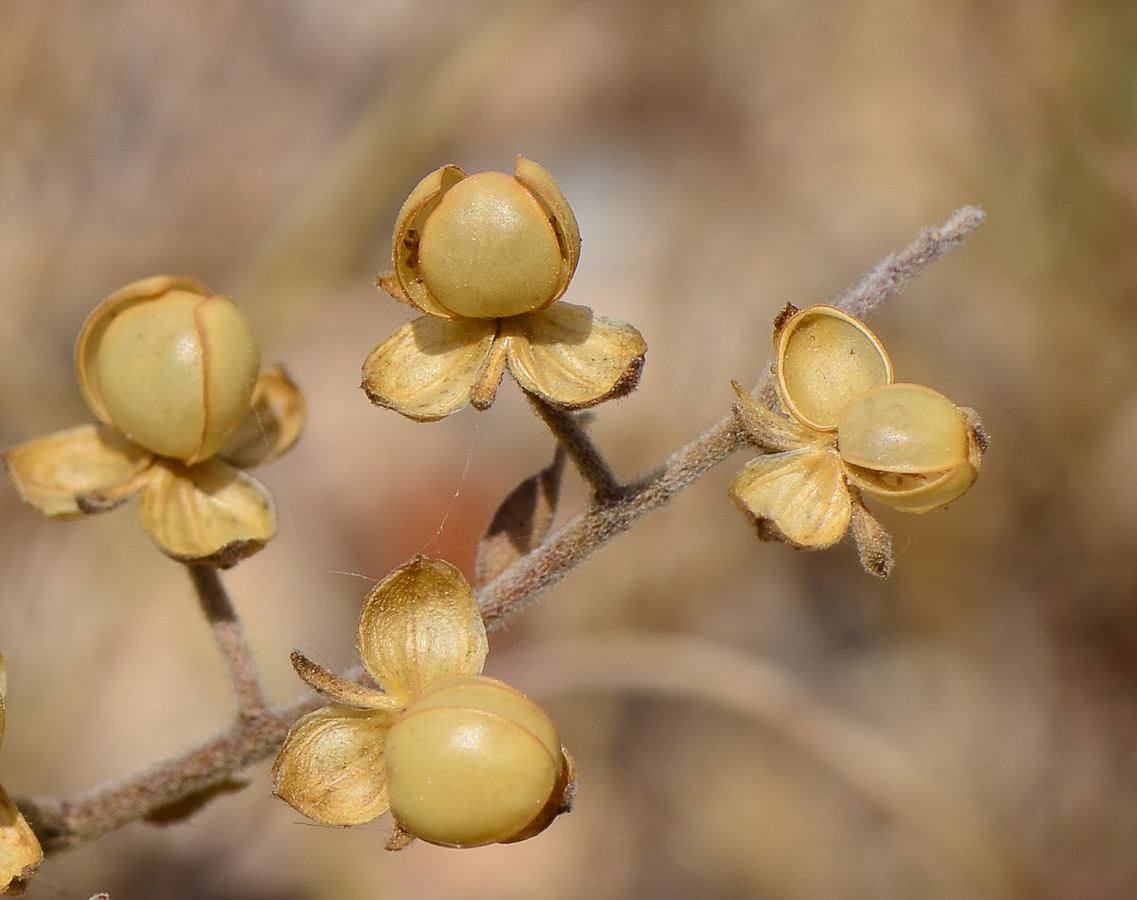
[2,1,1137,898]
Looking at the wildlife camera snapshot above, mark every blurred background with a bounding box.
[2,1,1136,897]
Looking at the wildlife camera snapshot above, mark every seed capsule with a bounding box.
[776,305,893,431]
[393,158,581,320]
[837,382,983,512]
[76,276,260,465]
[384,674,570,848]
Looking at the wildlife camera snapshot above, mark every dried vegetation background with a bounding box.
[2,1,1137,898]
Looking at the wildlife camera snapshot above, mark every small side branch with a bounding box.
[526,397,624,503]
[837,205,985,321]
[477,411,747,627]
[187,565,268,720]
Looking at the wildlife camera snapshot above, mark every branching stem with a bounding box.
[17,207,984,855]
[478,411,745,627]
[525,398,624,503]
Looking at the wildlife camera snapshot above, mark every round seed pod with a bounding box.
[392,157,581,320]
[76,276,260,465]
[837,382,983,513]
[776,305,892,431]
[384,674,569,848]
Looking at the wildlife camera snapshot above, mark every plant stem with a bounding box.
[18,206,984,854]
[491,207,985,628]
[836,205,985,321]
[20,693,324,853]
[525,398,624,503]
[187,564,268,721]
[478,411,746,628]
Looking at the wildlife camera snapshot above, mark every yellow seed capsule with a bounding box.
[837,382,983,513]
[76,276,259,465]
[392,157,581,320]
[383,674,568,848]
[776,305,893,431]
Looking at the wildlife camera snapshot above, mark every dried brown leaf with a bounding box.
[475,447,566,586]
[144,777,250,825]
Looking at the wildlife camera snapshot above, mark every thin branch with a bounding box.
[21,692,325,853]
[18,207,983,854]
[836,205,985,321]
[525,397,624,503]
[478,206,983,628]
[187,564,269,720]
[477,411,745,628]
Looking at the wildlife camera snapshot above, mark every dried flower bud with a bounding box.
[384,674,571,848]
[837,383,984,513]
[775,304,892,431]
[393,157,581,320]
[76,276,260,464]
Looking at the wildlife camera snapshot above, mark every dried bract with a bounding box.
[272,557,574,848]
[474,447,566,586]
[730,304,986,576]
[363,157,645,419]
[4,277,306,567]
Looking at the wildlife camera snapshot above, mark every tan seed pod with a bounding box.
[776,305,893,431]
[392,157,581,320]
[76,276,260,465]
[384,674,570,848]
[837,382,984,513]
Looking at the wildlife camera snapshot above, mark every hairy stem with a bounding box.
[20,693,325,853]
[478,411,745,627]
[486,206,985,627]
[19,206,983,854]
[836,205,985,321]
[525,399,624,503]
[187,564,269,720]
